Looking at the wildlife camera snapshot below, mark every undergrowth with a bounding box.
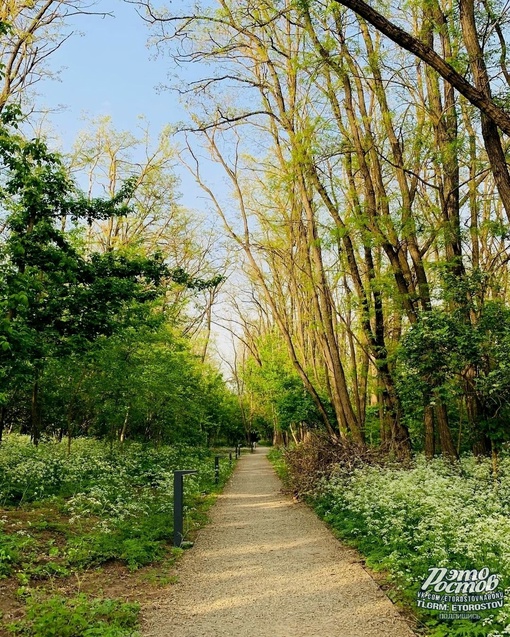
[8,594,140,637]
[272,437,510,637]
[0,435,236,635]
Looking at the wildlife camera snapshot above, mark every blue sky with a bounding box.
[28,1,272,362]
[31,0,240,365]
[38,0,180,141]
[33,0,219,210]
[32,1,249,216]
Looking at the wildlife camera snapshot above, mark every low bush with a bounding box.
[0,525,35,578]
[8,593,140,636]
[276,442,510,637]
[275,433,393,496]
[0,435,236,634]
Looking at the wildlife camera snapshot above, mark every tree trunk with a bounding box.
[31,379,40,446]
[120,407,130,443]
[459,0,510,221]
[379,382,411,458]
[424,404,435,459]
[464,364,492,456]
[332,0,510,136]
[434,400,458,460]
[472,431,491,457]
[423,9,464,277]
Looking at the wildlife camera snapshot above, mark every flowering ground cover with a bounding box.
[311,455,510,637]
[0,435,235,636]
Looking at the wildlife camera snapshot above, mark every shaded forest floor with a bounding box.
[0,437,235,636]
[0,505,187,636]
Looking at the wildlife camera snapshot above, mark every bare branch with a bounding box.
[331,0,510,136]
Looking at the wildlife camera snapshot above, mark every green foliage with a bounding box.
[66,528,167,572]
[0,115,235,445]
[266,447,289,484]
[0,435,235,574]
[0,117,170,440]
[170,267,225,291]
[8,593,140,637]
[242,330,330,437]
[312,454,510,637]
[0,435,228,504]
[397,293,510,449]
[0,527,33,578]
[38,323,238,445]
[0,436,236,636]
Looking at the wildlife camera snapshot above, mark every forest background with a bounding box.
[3,0,510,635]
[4,0,510,455]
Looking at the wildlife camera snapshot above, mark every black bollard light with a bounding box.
[173,469,198,548]
[215,455,220,485]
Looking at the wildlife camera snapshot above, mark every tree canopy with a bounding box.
[5,0,510,457]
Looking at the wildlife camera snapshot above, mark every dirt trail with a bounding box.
[143,448,415,637]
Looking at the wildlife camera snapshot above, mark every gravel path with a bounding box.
[143,448,415,637]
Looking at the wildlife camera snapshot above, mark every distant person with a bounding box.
[249,430,260,451]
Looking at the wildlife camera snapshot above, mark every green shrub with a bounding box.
[8,594,140,636]
[312,454,510,637]
[0,529,35,578]
[267,447,289,485]
[0,435,232,510]
[0,436,235,578]
[66,528,166,571]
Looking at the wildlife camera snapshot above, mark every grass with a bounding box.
[270,445,510,637]
[0,435,237,636]
[7,594,140,637]
[266,447,289,485]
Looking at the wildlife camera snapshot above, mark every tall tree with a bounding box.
[329,0,510,221]
[70,116,228,338]
[137,0,510,456]
[0,2,107,112]
[0,113,168,443]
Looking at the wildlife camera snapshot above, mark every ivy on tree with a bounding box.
[397,271,510,455]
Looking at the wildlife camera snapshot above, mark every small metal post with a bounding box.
[173,469,198,548]
[215,455,220,485]
[229,451,232,465]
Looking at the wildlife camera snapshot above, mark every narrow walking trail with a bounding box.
[143,448,415,637]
